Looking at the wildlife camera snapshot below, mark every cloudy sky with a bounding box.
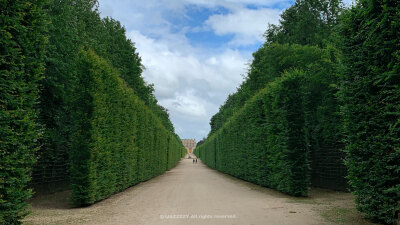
[97,0,350,141]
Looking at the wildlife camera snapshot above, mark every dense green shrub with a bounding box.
[209,44,333,135]
[196,71,309,196]
[338,0,400,223]
[33,0,177,191]
[33,0,103,190]
[70,50,183,206]
[32,0,81,191]
[301,46,347,191]
[196,44,347,196]
[0,0,47,223]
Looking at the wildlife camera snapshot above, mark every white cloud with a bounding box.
[342,0,356,6]
[205,8,281,46]
[160,90,207,118]
[127,30,248,139]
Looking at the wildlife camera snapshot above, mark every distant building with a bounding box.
[182,139,196,154]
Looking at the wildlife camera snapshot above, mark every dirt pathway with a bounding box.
[23,156,376,225]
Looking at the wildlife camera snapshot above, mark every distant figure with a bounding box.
[196,158,198,164]
[193,159,195,164]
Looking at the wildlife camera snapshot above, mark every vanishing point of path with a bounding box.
[24,154,375,225]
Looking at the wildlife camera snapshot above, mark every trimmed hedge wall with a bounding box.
[197,71,309,196]
[32,0,177,192]
[0,0,47,224]
[70,50,184,206]
[195,45,346,197]
[338,0,400,223]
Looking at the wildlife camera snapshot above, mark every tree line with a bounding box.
[1,0,185,224]
[196,0,399,224]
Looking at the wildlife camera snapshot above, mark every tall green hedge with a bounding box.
[196,44,346,196]
[70,50,183,206]
[0,0,47,223]
[196,71,310,196]
[33,0,177,191]
[338,0,400,223]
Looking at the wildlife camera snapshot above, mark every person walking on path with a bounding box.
[193,159,195,164]
[196,159,198,164]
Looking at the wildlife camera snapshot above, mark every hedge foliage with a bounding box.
[70,50,184,206]
[32,0,167,191]
[209,43,337,135]
[265,0,343,47]
[196,44,343,196]
[2,0,184,222]
[34,0,176,190]
[3,0,399,224]
[200,0,399,223]
[338,0,400,223]
[0,0,47,224]
[32,0,82,190]
[197,71,309,196]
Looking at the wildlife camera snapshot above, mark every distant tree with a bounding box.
[100,17,153,103]
[197,137,207,146]
[265,0,344,47]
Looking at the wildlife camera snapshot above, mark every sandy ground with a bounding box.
[23,154,377,225]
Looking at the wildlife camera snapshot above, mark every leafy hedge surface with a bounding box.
[70,50,184,206]
[0,0,47,224]
[339,0,400,223]
[33,0,177,191]
[196,44,345,197]
[209,44,336,135]
[197,71,309,196]
[32,0,81,191]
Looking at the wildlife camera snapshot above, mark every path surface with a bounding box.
[24,154,375,225]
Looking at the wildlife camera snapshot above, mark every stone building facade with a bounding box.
[182,139,196,154]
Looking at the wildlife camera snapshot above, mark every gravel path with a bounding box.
[23,155,375,225]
